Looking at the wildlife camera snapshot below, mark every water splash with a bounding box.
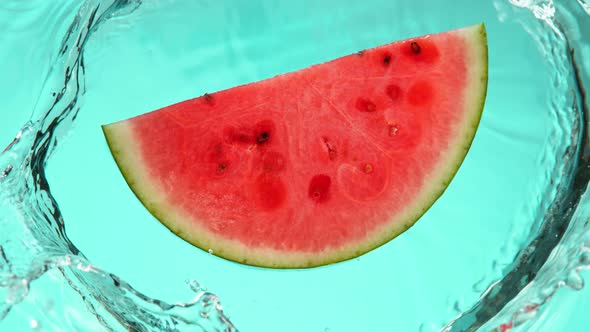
[0,0,236,331]
[1,0,590,331]
[446,1,590,331]
[578,0,590,15]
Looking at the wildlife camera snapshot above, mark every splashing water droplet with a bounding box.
[188,280,200,291]
[565,270,584,290]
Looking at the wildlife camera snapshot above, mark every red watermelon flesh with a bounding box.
[102,24,488,268]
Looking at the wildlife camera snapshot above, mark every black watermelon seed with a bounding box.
[256,132,270,144]
[410,42,421,54]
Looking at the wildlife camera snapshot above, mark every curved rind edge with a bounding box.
[102,23,488,269]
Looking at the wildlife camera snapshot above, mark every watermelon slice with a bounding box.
[102,24,487,268]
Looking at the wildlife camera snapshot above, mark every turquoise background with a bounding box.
[1,1,588,331]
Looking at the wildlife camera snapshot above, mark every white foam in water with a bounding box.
[0,0,589,331]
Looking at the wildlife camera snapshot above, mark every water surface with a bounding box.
[1,1,589,331]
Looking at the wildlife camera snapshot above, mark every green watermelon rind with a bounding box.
[102,23,488,269]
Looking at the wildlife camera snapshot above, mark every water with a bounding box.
[0,0,588,331]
